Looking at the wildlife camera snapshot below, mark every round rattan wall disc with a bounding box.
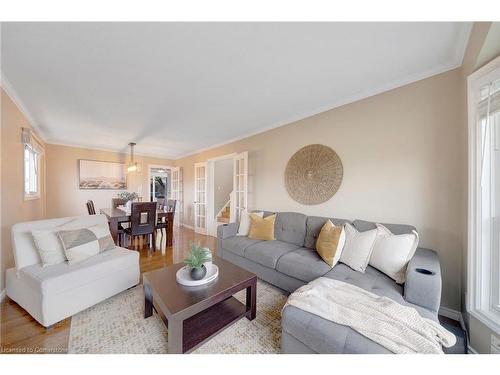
[284,144,343,205]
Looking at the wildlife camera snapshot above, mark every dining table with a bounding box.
[100,207,174,247]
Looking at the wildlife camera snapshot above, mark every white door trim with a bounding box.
[206,153,236,237]
[233,151,248,222]
[146,163,175,202]
[194,162,208,235]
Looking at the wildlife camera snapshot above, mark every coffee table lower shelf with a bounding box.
[153,296,250,353]
[182,296,249,353]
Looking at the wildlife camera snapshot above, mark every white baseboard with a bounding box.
[0,289,5,302]
[439,306,469,350]
[439,306,462,322]
[468,345,478,354]
[182,224,194,230]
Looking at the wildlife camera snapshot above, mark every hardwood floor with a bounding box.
[0,226,216,354]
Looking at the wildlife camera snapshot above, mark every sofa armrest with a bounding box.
[216,222,239,256]
[217,222,239,239]
[404,248,442,313]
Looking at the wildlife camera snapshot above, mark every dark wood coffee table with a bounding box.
[143,256,257,353]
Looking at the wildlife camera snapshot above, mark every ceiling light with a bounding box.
[127,142,139,172]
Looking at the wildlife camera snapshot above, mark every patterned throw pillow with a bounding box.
[57,224,115,265]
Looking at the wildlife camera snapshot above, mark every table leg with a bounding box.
[167,218,173,247]
[144,282,153,318]
[109,218,119,245]
[246,280,257,320]
[167,319,184,354]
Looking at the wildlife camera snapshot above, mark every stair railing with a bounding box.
[216,191,234,220]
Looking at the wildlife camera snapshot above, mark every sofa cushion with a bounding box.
[353,219,416,235]
[245,240,300,269]
[323,264,437,320]
[18,247,139,296]
[282,304,392,354]
[222,236,263,257]
[304,216,351,249]
[274,212,307,247]
[324,263,403,300]
[282,263,438,354]
[276,247,331,282]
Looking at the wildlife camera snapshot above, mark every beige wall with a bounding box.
[45,144,174,218]
[177,68,464,311]
[1,88,47,291]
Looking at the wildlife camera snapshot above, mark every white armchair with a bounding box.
[6,215,140,327]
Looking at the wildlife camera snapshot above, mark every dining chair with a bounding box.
[156,198,165,210]
[112,198,131,245]
[165,199,176,213]
[156,199,176,244]
[86,200,96,215]
[124,202,157,250]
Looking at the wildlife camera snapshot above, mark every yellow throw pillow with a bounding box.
[248,213,276,241]
[316,220,345,267]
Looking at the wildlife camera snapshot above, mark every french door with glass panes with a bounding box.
[194,162,208,234]
[233,152,248,222]
[170,167,183,226]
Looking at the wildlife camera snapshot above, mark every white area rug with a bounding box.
[68,280,287,353]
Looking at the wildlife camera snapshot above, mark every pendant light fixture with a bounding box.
[127,142,139,172]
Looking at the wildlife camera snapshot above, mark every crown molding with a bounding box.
[174,61,462,160]
[1,24,471,161]
[44,139,176,161]
[2,61,462,161]
[46,60,464,161]
[455,22,473,66]
[0,72,48,143]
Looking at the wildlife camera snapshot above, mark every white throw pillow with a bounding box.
[369,224,419,284]
[340,223,378,273]
[32,230,66,267]
[237,210,263,236]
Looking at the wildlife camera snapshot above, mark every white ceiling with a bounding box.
[1,22,472,159]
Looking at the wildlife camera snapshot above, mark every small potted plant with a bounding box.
[184,243,211,280]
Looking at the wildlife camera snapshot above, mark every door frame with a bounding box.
[194,161,208,235]
[206,153,237,237]
[147,164,175,202]
[232,151,248,223]
[170,166,183,227]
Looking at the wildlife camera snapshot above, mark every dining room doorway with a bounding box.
[149,167,171,202]
[147,164,183,227]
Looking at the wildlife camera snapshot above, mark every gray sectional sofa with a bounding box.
[217,211,442,354]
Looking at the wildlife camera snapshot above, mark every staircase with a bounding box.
[217,205,230,224]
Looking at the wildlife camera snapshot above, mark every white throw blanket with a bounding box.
[284,277,456,354]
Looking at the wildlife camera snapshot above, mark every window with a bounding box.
[22,128,43,200]
[468,56,500,334]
